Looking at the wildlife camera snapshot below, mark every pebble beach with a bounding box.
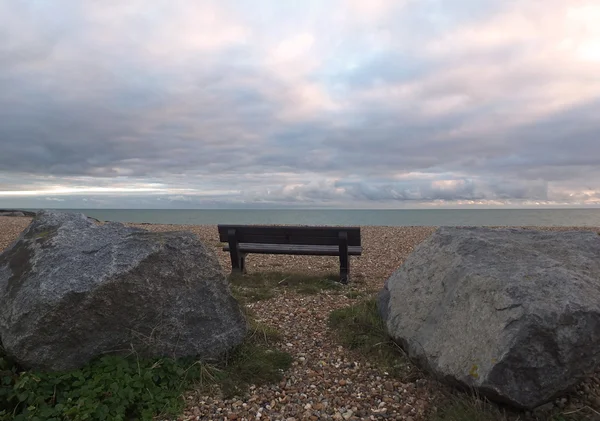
[2,215,600,420]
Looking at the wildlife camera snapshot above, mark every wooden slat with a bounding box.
[232,234,343,246]
[217,225,361,246]
[223,243,362,256]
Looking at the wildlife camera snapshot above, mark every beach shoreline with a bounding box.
[2,216,599,290]
[3,216,600,419]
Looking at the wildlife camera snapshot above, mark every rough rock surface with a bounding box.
[378,226,600,409]
[0,210,246,371]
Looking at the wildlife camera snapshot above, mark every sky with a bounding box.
[1,0,600,209]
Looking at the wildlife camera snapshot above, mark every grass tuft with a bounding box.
[231,284,276,303]
[230,271,342,303]
[218,342,293,398]
[431,393,509,421]
[247,318,284,345]
[430,391,593,421]
[345,290,363,299]
[328,299,413,378]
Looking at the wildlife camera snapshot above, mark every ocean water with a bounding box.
[37,208,600,227]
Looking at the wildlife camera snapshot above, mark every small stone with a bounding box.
[339,379,347,386]
[343,410,354,420]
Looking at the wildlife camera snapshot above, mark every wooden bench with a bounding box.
[218,225,362,284]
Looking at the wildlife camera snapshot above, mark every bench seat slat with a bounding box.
[218,225,361,246]
[223,243,362,256]
[228,234,352,246]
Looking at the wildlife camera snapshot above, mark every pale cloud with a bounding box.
[422,0,600,121]
[270,33,315,63]
[345,0,404,25]
[80,1,249,58]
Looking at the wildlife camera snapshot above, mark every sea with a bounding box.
[31,208,600,227]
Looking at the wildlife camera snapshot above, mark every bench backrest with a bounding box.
[218,225,361,246]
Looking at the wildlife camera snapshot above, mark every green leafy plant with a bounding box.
[0,320,291,421]
[1,352,194,421]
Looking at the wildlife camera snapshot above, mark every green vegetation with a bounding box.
[431,392,592,421]
[328,299,413,378]
[0,320,291,421]
[431,394,509,421]
[247,318,283,344]
[216,338,292,399]
[230,271,342,303]
[344,290,363,299]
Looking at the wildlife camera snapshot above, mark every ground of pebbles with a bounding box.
[2,216,600,420]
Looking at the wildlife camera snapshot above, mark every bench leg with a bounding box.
[230,252,247,274]
[227,228,247,274]
[339,254,349,284]
[240,253,246,273]
[338,231,350,284]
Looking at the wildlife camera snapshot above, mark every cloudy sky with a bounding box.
[1,0,600,209]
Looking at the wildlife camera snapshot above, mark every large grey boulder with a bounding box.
[378,227,600,409]
[0,210,246,371]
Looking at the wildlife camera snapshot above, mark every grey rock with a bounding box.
[0,210,246,371]
[378,227,600,409]
[376,278,391,321]
[533,402,554,413]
